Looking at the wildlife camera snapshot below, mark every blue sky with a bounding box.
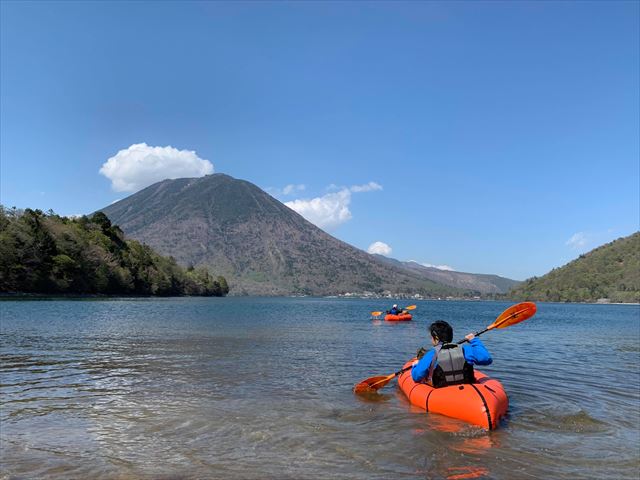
[1,1,638,280]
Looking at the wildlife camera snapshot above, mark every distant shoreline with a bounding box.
[1,293,638,305]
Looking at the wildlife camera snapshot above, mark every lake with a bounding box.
[1,298,639,479]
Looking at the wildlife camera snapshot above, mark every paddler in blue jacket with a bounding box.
[412,320,492,387]
[388,304,401,315]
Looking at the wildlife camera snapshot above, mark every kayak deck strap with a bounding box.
[469,383,492,430]
[425,389,434,412]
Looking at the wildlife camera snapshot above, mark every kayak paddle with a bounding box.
[354,302,537,393]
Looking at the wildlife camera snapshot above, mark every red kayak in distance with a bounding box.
[384,313,412,322]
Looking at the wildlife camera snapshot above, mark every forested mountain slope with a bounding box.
[509,232,639,303]
[0,207,228,296]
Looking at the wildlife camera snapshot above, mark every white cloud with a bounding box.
[282,184,306,195]
[420,262,455,271]
[350,182,382,193]
[285,189,352,229]
[566,232,588,249]
[264,184,306,197]
[367,241,392,256]
[285,181,382,230]
[99,143,214,192]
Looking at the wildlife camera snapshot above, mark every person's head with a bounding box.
[429,320,453,344]
[393,304,398,308]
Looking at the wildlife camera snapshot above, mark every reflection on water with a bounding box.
[1,298,639,479]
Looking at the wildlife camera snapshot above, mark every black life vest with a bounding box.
[431,343,475,388]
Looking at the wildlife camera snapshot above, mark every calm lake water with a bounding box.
[1,298,639,479]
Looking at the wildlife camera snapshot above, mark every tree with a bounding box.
[0,205,229,297]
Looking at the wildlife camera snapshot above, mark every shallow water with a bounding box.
[1,298,639,479]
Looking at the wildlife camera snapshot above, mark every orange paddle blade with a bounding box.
[404,305,417,310]
[353,374,394,393]
[371,311,383,317]
[488,302,537,330]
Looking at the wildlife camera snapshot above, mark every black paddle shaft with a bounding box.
[393,365,413,376]
[456,327,491,344]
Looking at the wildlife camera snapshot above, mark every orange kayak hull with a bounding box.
[398,359,508,430]
[384,313,412,322]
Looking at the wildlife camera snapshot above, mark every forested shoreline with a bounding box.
[0,206,229,297]
[509,232,639,303]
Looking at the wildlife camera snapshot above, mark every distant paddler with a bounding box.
[370,304,416,320]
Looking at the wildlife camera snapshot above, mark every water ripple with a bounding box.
[1,299,639,479]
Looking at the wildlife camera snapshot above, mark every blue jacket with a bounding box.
[390,307,400,314]
[411,337,492,383]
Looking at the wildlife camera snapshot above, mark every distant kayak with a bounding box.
[384,313,412,321]
[398,359,508,430]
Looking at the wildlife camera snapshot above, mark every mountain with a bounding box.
[509,232,639,303]
[99,174,473,296]
[372,255,519,294]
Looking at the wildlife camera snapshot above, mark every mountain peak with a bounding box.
[99,176,485,296]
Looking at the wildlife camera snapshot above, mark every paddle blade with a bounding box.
[404,305,417,310]
[371,311,383,317]
[488,302,537,330]
[353,374,394,393]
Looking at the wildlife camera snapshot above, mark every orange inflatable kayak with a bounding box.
[398,359,508,430]
[384,313,412,321]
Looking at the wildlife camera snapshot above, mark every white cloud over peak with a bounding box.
[367,241,392,256]
[99,143,214,192]
[566,232,588,249]
[285,189,352,229]
[417,261,455,271]
[285,181,382,230]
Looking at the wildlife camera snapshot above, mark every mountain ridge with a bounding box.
[372,255,519,294]
[99,174,517,296]
[509,232,639,303]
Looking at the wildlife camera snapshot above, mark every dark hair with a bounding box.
[429,320,453,343]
